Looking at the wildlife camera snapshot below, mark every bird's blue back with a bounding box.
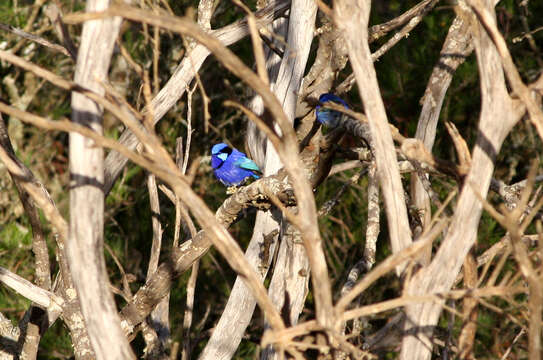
[211,143,261,186]
[316,93,349,128]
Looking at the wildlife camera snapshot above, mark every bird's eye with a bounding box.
[222,147,233,155]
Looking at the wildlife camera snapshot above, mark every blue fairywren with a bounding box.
[211,143,261,190]
[315,93,349,128]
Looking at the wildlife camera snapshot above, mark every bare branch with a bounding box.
[410,15,473,263]
[368,0,438,42]
[399,2,526,358]
[334,0,412,276]
[469,0,543,142]
[0,267,63,312]
[457,250,478,359]
[66,1,133,358]
[142,173,169,358]
[43,3,78,59]
[0,22,73,58]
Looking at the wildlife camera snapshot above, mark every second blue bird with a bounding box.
[315,93,349,128]
[211,143,261,188]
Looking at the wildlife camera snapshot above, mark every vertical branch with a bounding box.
[526,247,543,360]
[410,15,473,264]
[181,255,199,360]
[146,174,163,280]
[142,173,169,359]
[246,0,288,168]
[458,250,478,359]
[399,1,522,359]
[260,223,310,360]
[67,0,134,358]
[0,115,51,291]
[142,32,169,356]
[334,164,379,359]
[179,87,198,360]
[364,161,380,271]
[269,0,335,330]
[334,0,412,266]
[181,261,199,360]
[197,0,213,30]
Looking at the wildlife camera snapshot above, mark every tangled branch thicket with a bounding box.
[0,0,543,359]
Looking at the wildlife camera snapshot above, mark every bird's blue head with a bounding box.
[316,93,349,128]
[211,143,232,169]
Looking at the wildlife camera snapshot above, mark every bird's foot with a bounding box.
[226,186,238,195]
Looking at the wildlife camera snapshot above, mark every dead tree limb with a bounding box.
[410,15,473,264]
[66,0,134,358]
[260,0,320,355]
[334,0,412,274]
[399,1,527,358]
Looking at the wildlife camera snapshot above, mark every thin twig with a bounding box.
[0,22,72,57]
[180,87,198,360]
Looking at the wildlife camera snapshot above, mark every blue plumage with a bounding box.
[315,93,349,128]
[211,143,261,187]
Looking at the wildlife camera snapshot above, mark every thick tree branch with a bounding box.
[67,1,133,358]
[334,0,412,271]
[399,2,526,358]
[410,15,473,263]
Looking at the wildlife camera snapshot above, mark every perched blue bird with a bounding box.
[315,93,349,128]
[211,143,261,189]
